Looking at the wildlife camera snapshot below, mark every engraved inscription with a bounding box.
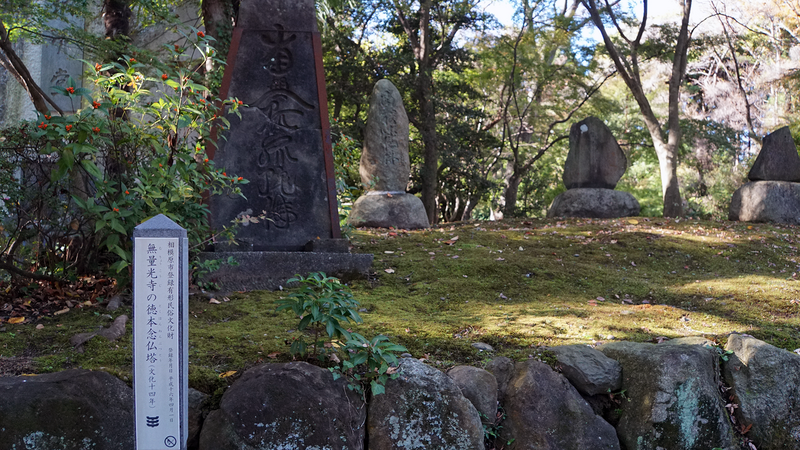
[247,23,316,230]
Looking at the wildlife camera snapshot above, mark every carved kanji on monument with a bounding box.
[210,0,340,251]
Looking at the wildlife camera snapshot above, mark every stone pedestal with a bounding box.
[729,181,800,225]
[348,192,429,229]
[547,188,640,219]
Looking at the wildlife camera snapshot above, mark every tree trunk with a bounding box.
[102,0,131,40]
[503,172,522,218]
[0,22,63,115]
[418,68,438,224]
[654,141,683,217]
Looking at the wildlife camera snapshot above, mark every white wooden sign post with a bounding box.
[133,214,189,450]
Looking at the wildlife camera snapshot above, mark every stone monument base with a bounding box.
[547,188,640,218]
[729,181,800,225]
[197,250,374,292]
[347,192,430,229]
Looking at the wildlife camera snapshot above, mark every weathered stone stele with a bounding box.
[747,126,800,181]
[563,116,627,189]
[360,79,411,191]
[348,80,429,229]
[210,0,338,251]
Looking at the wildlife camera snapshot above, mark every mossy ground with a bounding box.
[1,217,799,394]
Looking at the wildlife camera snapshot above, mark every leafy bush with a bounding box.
[0,31,245,282]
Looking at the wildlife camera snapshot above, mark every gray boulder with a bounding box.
[499,360,620,449]
[547,188,640,218]
[747,126,800,181]
[563,117,627,189]
[548,344,622,396]
[198,362,365,450]
[446,365,498,425]
[485,356,515,404]
[729,181,800,225]
[723,334,800,449]
[188,388,209,450]
[0,370,134,450]
[367,358,483,449]
[348,193,429,229]
[360,79,411,192]
[600,341,737,450]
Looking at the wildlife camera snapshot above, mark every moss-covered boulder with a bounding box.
[198,362,366,450]
[600,341,736,450]
[724,334,800,449]
[367,357,483,449]
[0,369,134,450]
[499,359,620,450]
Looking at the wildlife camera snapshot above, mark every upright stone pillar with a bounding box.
[203,0,372,290]
[347,80,429,229]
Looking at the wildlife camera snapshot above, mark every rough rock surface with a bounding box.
[446,365,498,424]
[547,188,640,218]
[729,181,800,225]
[360,79,411,191]
[548,344,622,396]
[485,356,515,403]
[347,193,429,229]
[563,117,628,189]
[723,334,800,450]
[188,388,209,450]
[0,369,134,450]
[600,341,737,450]
[500,360,620,449]
[198,362,365,450]
[367,357,483,449]
[747,126,800,181]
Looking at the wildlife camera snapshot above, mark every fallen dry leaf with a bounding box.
[35,324,44,330]
[209,298,221,304]
[8,317,25,324]
[54,308,70,316]
[384,268,395,274]
[219,371,237,378]
[627,219,639,225]
[266,352,280,359]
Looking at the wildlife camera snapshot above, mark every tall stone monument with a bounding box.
[204,0,372,290]
[730,126,800,224]
[547,117,640,218]
[347,80,429,229]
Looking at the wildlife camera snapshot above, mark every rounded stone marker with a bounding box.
[360,79,410,192]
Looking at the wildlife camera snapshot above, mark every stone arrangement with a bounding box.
[730,126,800,224]
[201,0,372,290]
[548,117,640,218]
[3,334,799,450]
[347,79,429,229]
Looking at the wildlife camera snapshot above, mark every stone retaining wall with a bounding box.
[2,334,798,450]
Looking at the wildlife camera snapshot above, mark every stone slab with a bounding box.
[563,117,627,189]
[197,251,373,291]
[729,181,800,225]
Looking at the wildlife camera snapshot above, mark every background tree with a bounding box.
[582,0,693,217]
